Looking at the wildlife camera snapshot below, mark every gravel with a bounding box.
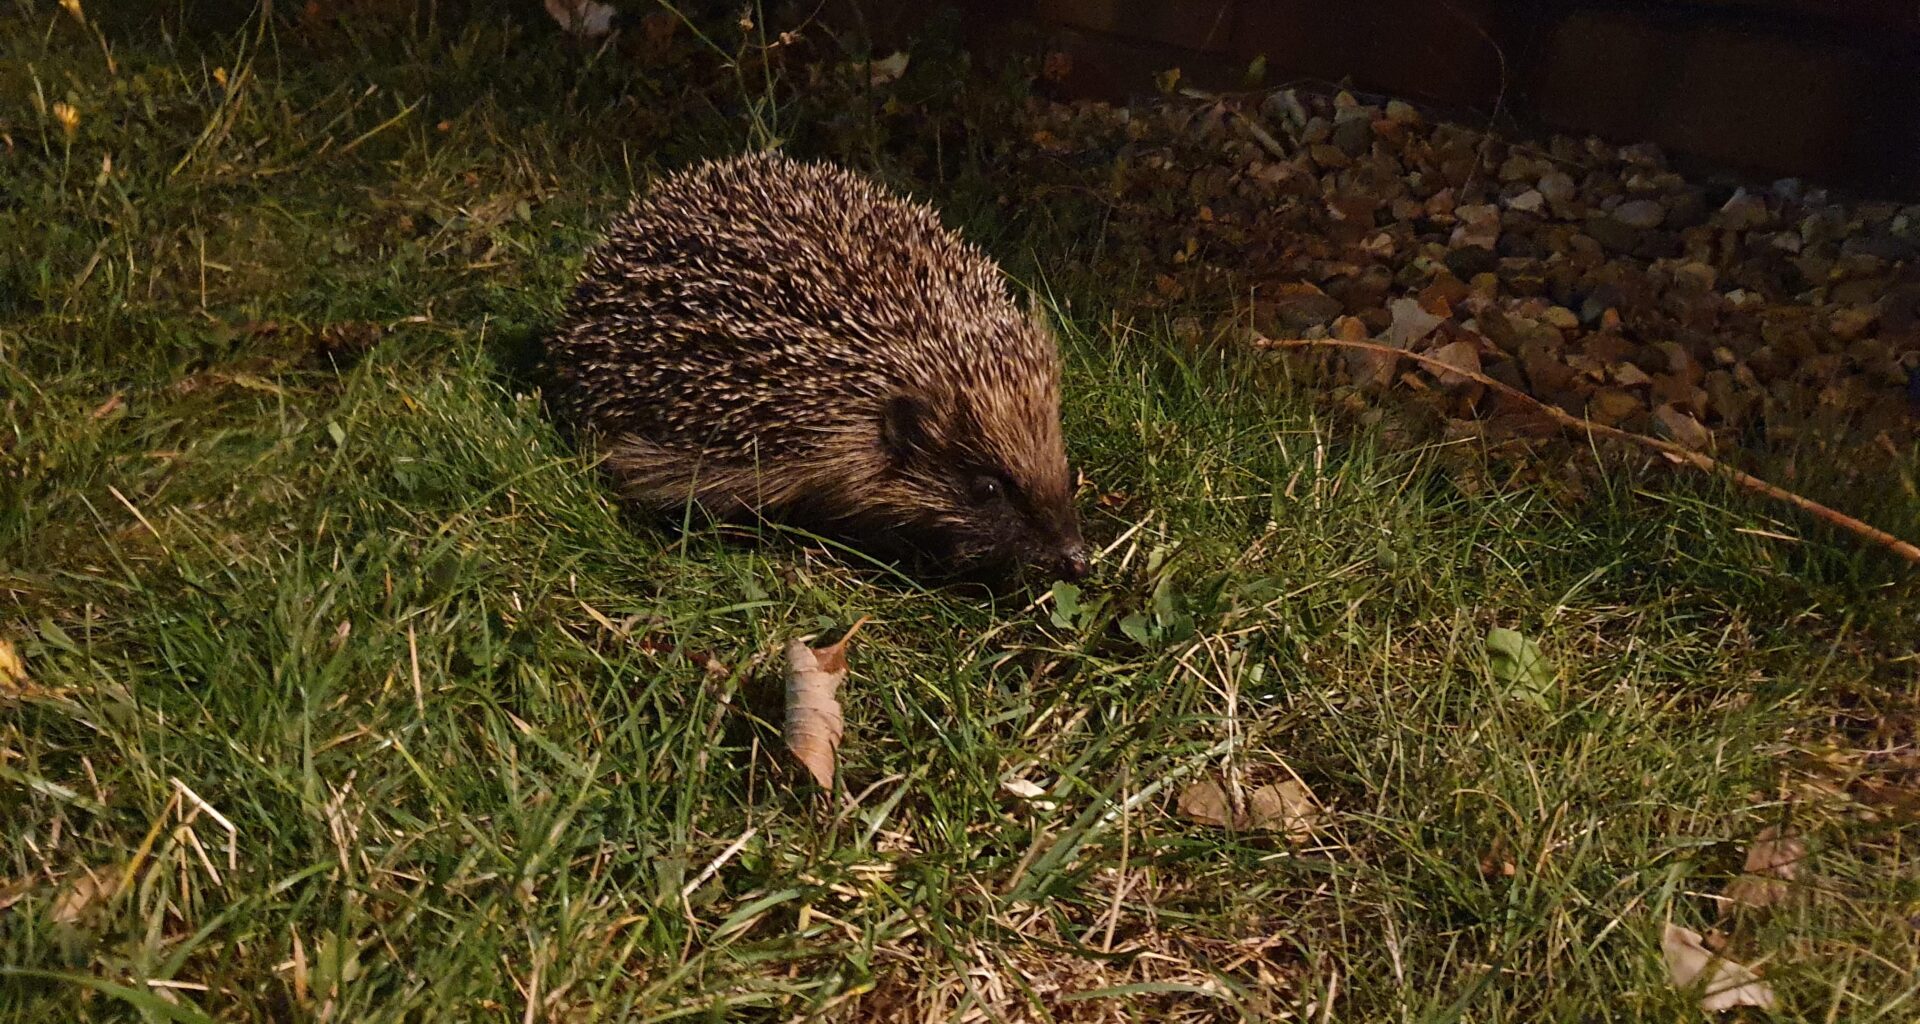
[1010,85,1920,492]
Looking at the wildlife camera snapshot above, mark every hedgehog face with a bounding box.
[879,391,1088,582]
[944,463,1090,583]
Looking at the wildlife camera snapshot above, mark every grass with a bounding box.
[3,2,1918,1021]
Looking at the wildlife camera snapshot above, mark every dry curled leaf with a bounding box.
[1177,779,1235,827]
[0,877,31,913]
[1337,314,1396,389]
[1001,777,1058,810]
[51,865,116,926]
[1246,780,1320,842]
[0,637,25,694]
[1654,403,1713,451]
[1724,825,1805,910]
[1661,923,1777,1013]
[783,618,868,788]
[1001,777,1046,800]
[1176,777,1322,842]
[1428,339,1483,389]
[867,51,910,86]
[1479,835,1517,879]
[543,0,614,38]
[1384,296,1445,348]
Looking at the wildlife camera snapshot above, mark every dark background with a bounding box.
[840,0,1920,201]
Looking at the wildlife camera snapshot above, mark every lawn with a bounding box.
[3,2,1917,1021]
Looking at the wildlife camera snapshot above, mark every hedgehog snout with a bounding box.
[1054,542,1091,582]
[966,513,1086,583]
[1039,514,1090,582]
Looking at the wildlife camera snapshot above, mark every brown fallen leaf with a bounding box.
[1661,922,1778,1013]
[1384,296,1445,348]
[1000,777,1046,800]
[783,617,868,788]
[1724,825,1805,910]
[290,927,310,1007]
[867,51,910,87]
[1427,339,1483,389]
[1416,277,1462,318]
[543,0,614,37]
[1479,835,1517,879]
[0,637,25,695]
[1338,315,1395,390]
[1245,780,1320,842]
[1176,779,1235,827]
[1000,776,1058,811]
[1176,776,1322,843]
[50,865,116,926]
[0,877,32,913]
[1653,403,1713,451]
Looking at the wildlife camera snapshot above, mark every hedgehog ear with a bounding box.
[879,392,933,463]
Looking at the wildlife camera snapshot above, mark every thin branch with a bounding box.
[1255,335,1920,566]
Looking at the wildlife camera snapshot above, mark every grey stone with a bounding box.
[1612,199,1665,230]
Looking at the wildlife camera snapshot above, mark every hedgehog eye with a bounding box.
[967,474,1006,505]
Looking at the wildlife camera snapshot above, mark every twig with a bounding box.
[1255,335,1920,566]
[1438,0,1509,195]
[681,826,758,899]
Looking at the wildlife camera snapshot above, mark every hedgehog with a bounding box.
[545,151,1090,582]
